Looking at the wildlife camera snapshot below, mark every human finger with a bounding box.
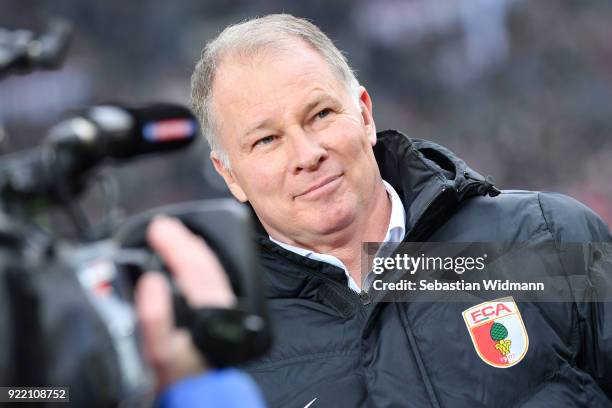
[146,215,235,307]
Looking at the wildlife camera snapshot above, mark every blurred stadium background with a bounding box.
[2,0,611,227]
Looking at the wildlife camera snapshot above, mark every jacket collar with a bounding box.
[373,129,499,241]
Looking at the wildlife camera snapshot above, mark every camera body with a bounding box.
[1,196,270,406]
[0,217,153,406]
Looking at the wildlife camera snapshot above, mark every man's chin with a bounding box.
[308,213,355,236]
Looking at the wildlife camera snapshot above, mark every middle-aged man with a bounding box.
[138,14,612,408]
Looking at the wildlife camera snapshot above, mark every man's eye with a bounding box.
[316,108,331,120]
[254,135,276,147]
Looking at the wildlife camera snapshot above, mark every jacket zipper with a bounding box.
[306,267,374,307]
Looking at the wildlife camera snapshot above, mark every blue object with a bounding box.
[158,369,267,408]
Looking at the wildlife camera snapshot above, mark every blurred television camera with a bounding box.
[0,19,271,407]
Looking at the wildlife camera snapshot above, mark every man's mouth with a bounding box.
[295,174,343,200]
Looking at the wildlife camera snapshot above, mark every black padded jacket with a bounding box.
[243,130,612,408]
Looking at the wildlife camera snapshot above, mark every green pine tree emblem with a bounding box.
[491,322,512,356]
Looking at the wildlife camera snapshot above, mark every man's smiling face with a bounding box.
[210,39,380,247]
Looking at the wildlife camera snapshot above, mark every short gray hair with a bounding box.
[191,14,360,168]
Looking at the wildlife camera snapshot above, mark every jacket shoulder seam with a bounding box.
[536,192,557,244]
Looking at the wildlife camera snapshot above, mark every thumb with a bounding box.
[134,272,174,382]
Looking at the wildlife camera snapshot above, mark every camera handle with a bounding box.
[115,199,272,368]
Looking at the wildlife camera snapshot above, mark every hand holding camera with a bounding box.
[136,215,235,391]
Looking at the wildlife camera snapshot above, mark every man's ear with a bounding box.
[358,86,377,146]
[210,151,248,202]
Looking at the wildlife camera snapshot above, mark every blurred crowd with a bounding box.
[1,0,611,226]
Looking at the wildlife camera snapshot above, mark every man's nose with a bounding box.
[289,128,328,173]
